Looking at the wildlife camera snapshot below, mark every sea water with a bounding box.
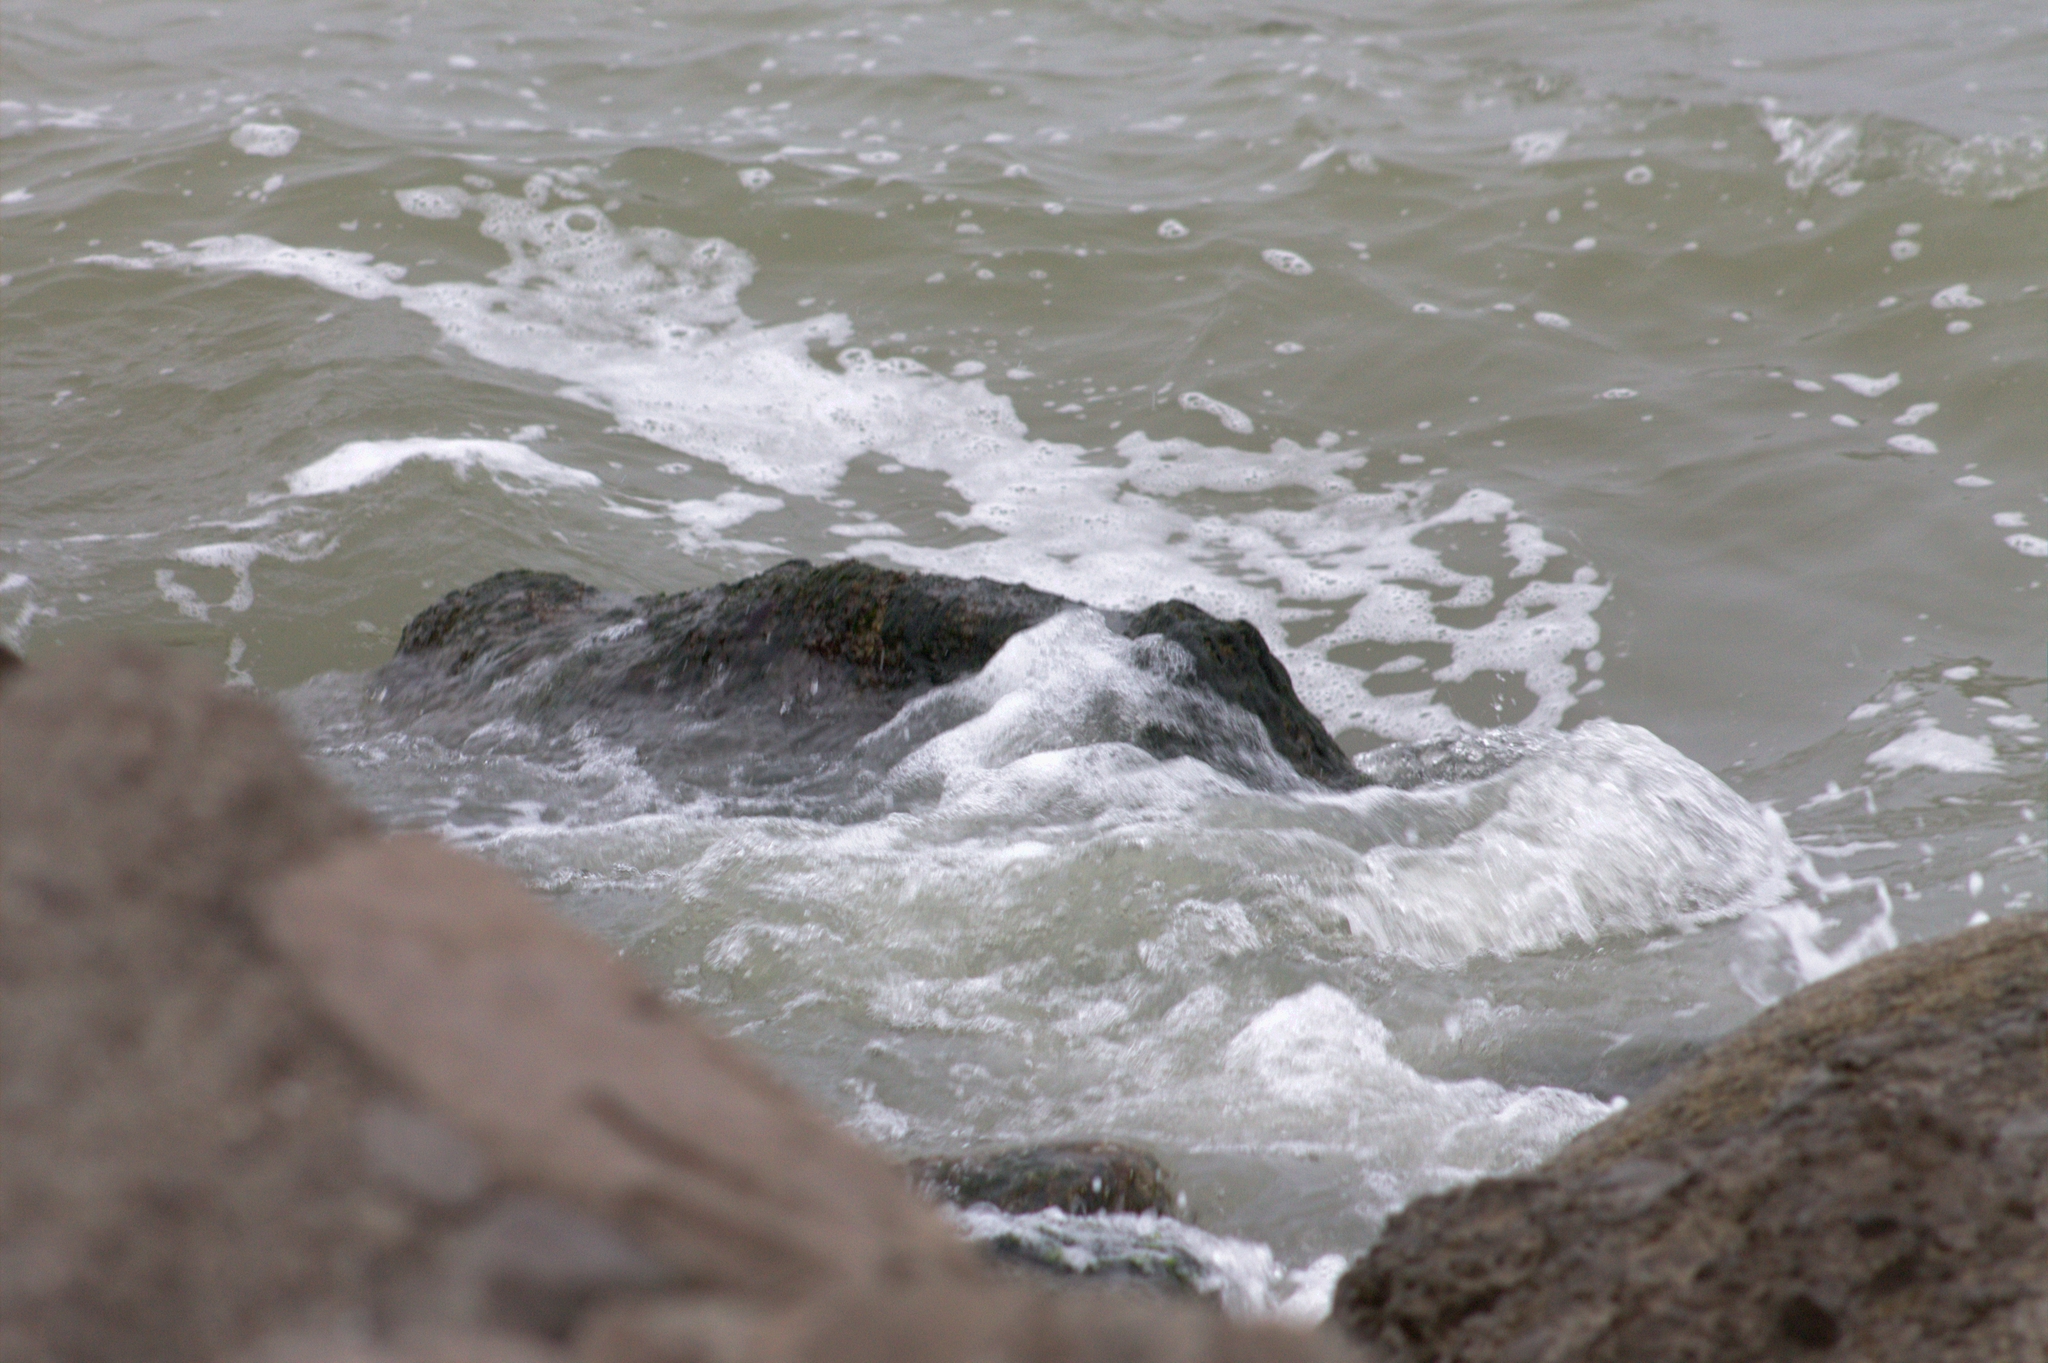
[4,0,2041,1318]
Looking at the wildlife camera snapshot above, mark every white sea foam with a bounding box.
[153,533,335,622]
[1831,371,1899,397]
[229,122,300,157]
[1214,986,1618,1159]
[1931,283,1984,310]
[285,437,601,497]
[1533,311,1570,330]
[1763,113,1860,191]
[946,1204,1350,1324]
[1177,391,1254,435]
[1260,248,1314,276]
[1510,130,1566,165]
[1885,434,1937,455]
[396,187,466,219]
[1867,721,2003,775]
[2007,535,2048,559]
[1893,402,1939,426]
[89,186,1607,744]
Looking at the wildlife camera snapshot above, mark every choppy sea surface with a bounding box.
[5,0,2042,1319]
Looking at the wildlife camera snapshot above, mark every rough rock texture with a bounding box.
[908,1142,1178,1218]
[1330,914,2048,1363]
[2,642,1360,1363]
[379,561,1366,791]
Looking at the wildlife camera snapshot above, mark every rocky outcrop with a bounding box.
[1,642,1360,1363]
[377,561,1366,793]
[1329,914,2048,1363]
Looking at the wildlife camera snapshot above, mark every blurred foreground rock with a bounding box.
[1330,911,2048,1363]
[0,642,1359,1363]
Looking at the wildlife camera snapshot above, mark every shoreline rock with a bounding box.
[378,561,1367,793]
[1329,912,2048,1363]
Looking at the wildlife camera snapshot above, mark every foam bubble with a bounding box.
[1931,283,1985,310]
[1831,371,1899,397]
[2007,535,2048,559]
[1885,434,1937,455]
[1889,240,1921,262]
[1177,390,1254,435]
[229,122,300,157]
[1893,402,1939,426]
[1261,248,1313,276]
[1533,311,1570,330]
[1157,218,1188,239]
[1623,165,1653,186]
[1511,130,1566,165]
[738,167,774,190]
[396,187,466,219]
[285,437,601,497]
[1867,722,2003,775]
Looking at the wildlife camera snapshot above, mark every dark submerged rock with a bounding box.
[908,1142,1177,1218]
[380,560,1367,795]
[1328,913,2048,1363]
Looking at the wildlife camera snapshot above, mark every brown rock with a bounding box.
[1329,914,2048,1363]
[2,641,389,1363]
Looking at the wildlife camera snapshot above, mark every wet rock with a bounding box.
[1329,913,2048,1363]
[907,1142,1177,1217]
[3,642,1363,1363]
[378,561,1367,793]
